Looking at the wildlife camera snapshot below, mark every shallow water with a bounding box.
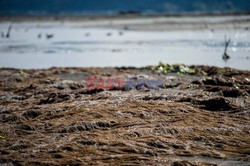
[0,21,250,70]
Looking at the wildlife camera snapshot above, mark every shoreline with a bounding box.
[1,12,250,21]
[1,64,250,72]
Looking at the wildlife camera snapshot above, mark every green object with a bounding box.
[152,62,201,75]
[187,84,193,88]
[20,70,27,75]
[218,68,232,74]
[0,135,5,139]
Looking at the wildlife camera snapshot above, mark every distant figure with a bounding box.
[106,32,112,36]
[37,33,42,38]
[46,34,54,39]
[223,36,231,61]
[119,31,123,36]
[6,25,12,38]
[1,32,4,38]
[85,33,90,37]
[123,26,129,30]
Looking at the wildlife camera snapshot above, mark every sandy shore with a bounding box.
[0,65,250,165]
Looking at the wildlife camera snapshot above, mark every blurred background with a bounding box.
[0,0,250,69]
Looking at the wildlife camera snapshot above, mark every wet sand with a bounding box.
[0,65,250,165]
